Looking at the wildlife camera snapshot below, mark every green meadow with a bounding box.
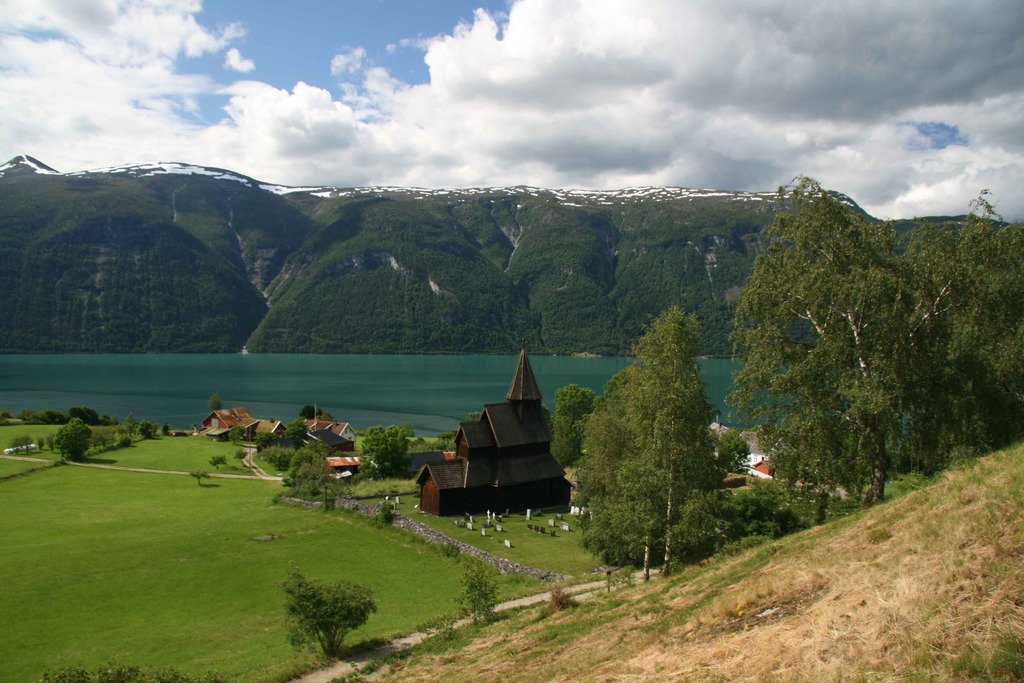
[85,435,248,474]
[0,465,532,682]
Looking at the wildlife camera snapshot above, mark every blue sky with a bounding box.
[186,1,507,122]
[1,1,1022,219]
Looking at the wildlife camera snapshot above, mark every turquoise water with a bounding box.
[0,355,739,434]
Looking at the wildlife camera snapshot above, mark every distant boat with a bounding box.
[240,346,249,355]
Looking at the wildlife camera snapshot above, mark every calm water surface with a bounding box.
[0,354,739,434]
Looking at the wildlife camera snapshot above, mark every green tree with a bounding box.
[9,434,33,449]
[190,470,210,486]
[458,558,499,623]
[716,429,750,474]
[361,425,411,479]
[550,384,596,466]
[209,454,228,468]
[254,432,277,451]
[67,406,100,425]
[137,420,158,439]
[299,404,316,419]
[282,570,376,657]
[731,179,1024,506]
[578,307,721,577]
[228,425,244,443]
[208,393,222,412]
[123,412,137,437]
[54,418,91,461]
[285,418,308,444]
[161,422,171,436]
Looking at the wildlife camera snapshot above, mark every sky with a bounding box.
[1,0,1022,219]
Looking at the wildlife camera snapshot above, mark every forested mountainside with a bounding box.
[0,154,912,355]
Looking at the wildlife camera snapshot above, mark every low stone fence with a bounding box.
[334,495,571,581]
[0,460,59,483]
[279,496,323,510]
[345,489,418,500]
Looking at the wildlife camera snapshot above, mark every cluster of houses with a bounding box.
[191,351,771,516]
[197,407,361,477]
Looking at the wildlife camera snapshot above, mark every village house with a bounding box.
[415,349,572,515]
[243,419,286,442]
[199,407,255,440]
[326,455,360,478]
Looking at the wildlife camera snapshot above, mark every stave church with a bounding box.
[415,349,572,515]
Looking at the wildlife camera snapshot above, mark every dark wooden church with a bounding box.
[415,349,572,516]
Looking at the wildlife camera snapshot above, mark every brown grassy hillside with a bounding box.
[380,446,1024,682]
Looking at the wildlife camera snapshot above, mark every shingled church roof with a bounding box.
[506,347,542,402]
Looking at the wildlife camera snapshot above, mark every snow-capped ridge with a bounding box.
[0,155,60,178]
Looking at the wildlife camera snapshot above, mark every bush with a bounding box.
[375,501,394,525]
[67,406,100,426]
[9,433,33,449]
[209,454,228,468]
[261,446,294,472]
[41,664,226,682]
[458,558,499,623]
[55,418,91,461]
[282,569,376,657]
[253,432,276,451]
[548,584,576,613]
[19,408,68,425]
[726,482,805,540]
[137,420,158,439]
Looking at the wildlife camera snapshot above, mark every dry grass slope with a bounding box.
[381,445,1024,682]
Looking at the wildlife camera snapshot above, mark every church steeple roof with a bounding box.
[506,347,542,402]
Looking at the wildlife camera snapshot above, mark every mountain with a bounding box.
[0,155,883,355]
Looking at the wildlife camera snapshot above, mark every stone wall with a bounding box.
[333,495,571,581]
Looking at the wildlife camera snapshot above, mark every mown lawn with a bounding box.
[89,435,249,474]
[0,457,51,476]
[0,423,62,458]
[0,466,479,682]
[410,506,604,577]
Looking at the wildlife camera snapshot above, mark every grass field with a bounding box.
[0,457,52,476]
[410,506,604,577]
[88,435,249,474]
[0,465,533,682]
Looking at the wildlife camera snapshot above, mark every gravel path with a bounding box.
[66,460,281,480]
[0,454,50,463]
[290,577,629,683]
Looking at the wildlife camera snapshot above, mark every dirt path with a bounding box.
[0,454,50,463]
[242,445,275,479]
[291,577,635,683]
[66,460,280,481]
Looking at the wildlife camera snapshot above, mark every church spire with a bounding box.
[507,346,542,402]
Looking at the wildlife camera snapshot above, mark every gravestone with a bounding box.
[561,522,570,532]
[550,530,556,537]
[548,519,555,527]
[467,522,473,531]
[395,496,400,506]
[526,509,531,520]
[496,524,503,532]
[414,503,419,509]
[504,539,512,548]
[481,528,486,537]
[556,513,562,520]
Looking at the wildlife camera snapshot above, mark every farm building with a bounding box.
[415,349,572,515]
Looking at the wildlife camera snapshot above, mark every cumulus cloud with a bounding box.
[223,47,255,73]
[1,0,1022,219]
[330,46,366,75]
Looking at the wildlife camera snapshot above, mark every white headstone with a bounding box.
[526,509,531,520]
[481,528,486,537]
[504,539,512,548]
[467,522,473,531]
[496,524,503,532]
[395,496,400,506]
[561,522,570,532]
[548,518,555,527]
[414,503,419,509]
[385,496,390,502]
[469,515,473,525]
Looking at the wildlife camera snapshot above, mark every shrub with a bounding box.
[67,406,100,426]
[375,502,394,525]
[209,454,228,468]
[726,481,805,540]
[9,434,33,449]
[253,432,276,451]
[282,569,376,657]
[137,420,158,439]
[458,558,499,623]
[261,446,294,471]
[161,422,171,436]
[55,418,91,461]
[190,470,210,485]
[41,664,226,682]
[548,584,576,613]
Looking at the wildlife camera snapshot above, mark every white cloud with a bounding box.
[330,46,366,76]
[224,47,255,73]
[2,0,1023,219]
